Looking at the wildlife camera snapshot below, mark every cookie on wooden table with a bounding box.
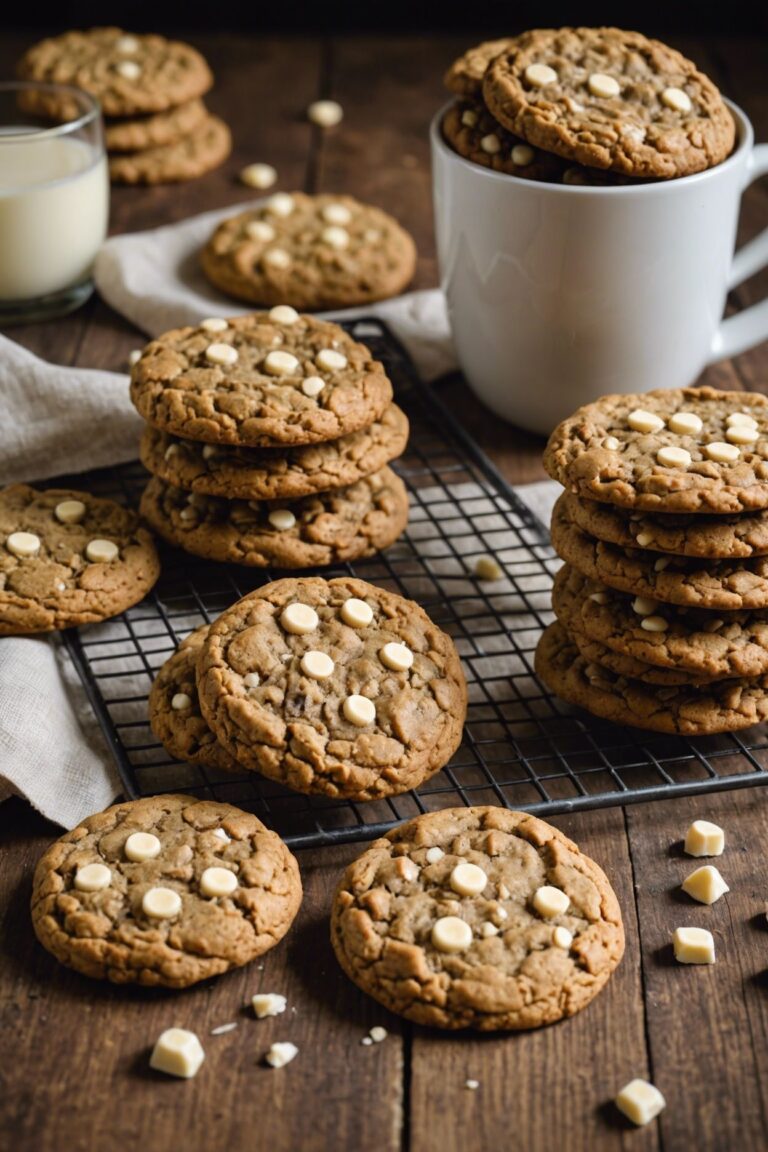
[139,468,409,568]
[109,113,231,184]
[104,97,208,152]
[0,484,160,635]
[200,192,416,310]
[483,27,735,179]
[197,576,467,800]
[31,794,302,987]
[443,38,516,96]
[331,806,624,1029]
[130,310,393,448]
[140,404,409,502]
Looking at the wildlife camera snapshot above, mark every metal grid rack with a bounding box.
[62,319,768,847]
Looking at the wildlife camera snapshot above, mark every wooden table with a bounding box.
[2,31,768,1152]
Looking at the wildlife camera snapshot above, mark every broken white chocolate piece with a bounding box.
[673,926,715,964]
[615,1078,666,1126]
[681,865,729,905]
[252,993,287,1019]
[684,819,724,857]
[265,1041,299,1068]
[150,1029,205,1079]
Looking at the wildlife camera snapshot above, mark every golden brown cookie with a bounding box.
[108,113,231,185]
[104,97,208,152]
[443,38,516,96]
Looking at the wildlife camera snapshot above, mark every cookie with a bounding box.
[443,39,516,96]
[130,311,394,448]
[139,467,408,569]
[104,97,207,152]
[568,630,714,686]
[544,388,768,514]
[551,501,768,612]
[553,564,768,681]
[197,576,467,800]
[483,28,735,179]
[536,621,768,735]
[108,113,231,185]
[557,492,768,560]
[149,626,240,772]
[18,28,212,119]
[0,484,160,635]
[331,806,624,1030]
[200,193,416,311]
[139,404,409,502]
[31,794,301,987]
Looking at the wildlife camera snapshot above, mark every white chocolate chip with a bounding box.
[480,133,501,155]
[627,408,665,434]
[246,220,276,243]
[142,886,181,919]
[668,411,703,435]
[431,915,472,953]
[302,376,325,398]
[640,615,668,633]
[253,993,287,1019]
[6,531,40,558]
[474,555,503,581]
[213,827,231,843]
[621,123,646,143]
[602,435,620,451]
[150,1029,205,1079]
[202,444,218,461]
[321,225,350,249]
[341,597,373,627]
[316,348,347,372]
[124,832,161,862]
[461,109,478,127]
[682,864,729,905]
[322,202,352,225]
[343,694,376,727]
[200,866,238,898]
[398,859,419,882]
[74,862,111,892]
[240,162,277,189]
[661,86,692,113]
[56,581,66,592]
[532,885,570,918]
[171,692,191,711]
[115,34,140,53]
[85,539,119,563]
[243,672,261,689]
[54,499,87,525]
[116,60,141,80]
[268,509,296,531]
[265,192,295,217]
[588,591,609,605]
[128,349,142,367]
[493,905,508,922]
[465,1080,480,1090]
[268,305,300,325]
[588,72,621,98]
[657,445,691,469]
[673,925,715,964]
[480,922,499,938]
[706,441,740,463]
[369,1026,387,1043]
[511,143,535,166]
[425,846,444,865]
[361,1037,373,1046]
[379,642,413,672]
[553,926,573,949]
[635,531,654,547]
[264,248,292,269]
[632,596,659,616]
[264,350,300,377]
[265,1041,299,1068]
[525,63,557,87]
[726,425,759,445]
[300,650,334,679]
[200,319,229,335]
[281,603,319,635]
[615,1079,666,1127]
[684,819,724,857]
[205,342,238,366]
[654,556,671,572]
[449,862,487,897]
[726,412,758,428]
[308,99,343,127]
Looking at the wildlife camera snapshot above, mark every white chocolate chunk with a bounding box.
[511,143,534,166]
[615,1079,666,1126]
[589,591,608,605]
[668,411,703,435]
[553,926,573,949]
[321,225,350,249]
[264,350,299,376]
[265,192,295,217]
[213,827,231,843]
[116,60,141,80]
[474,555,503,581]
[316,348,347,371]
[115,35,140,53]
[726,425,759,445]
[640,615,668,633]
[564,96,585,113]
[85,538,119,563]
[726,412,758,428]
[449,862,487,897]
[264,248,292,269]
[361,1036,373,1046]
[706,441,740,463]
[635,531,654,546]
[202,445,218,460]
[322,203,352,225]
[53,499,84,526]
[142,886,181,919]
[431,915,472,953]
[465,1079,480,1090]
[268,305,300,326]
[682,865,729,905]
[200,317,229,332]
[246,220,276,243]
[343,694,376,727]
[300,650,334,679]
[525,63,557,87]
[480,133,501,154]
[302,376,326,398]
[252,993,287,1019]
[6,531,40,557]
[369,1026,387,1043]
[657,445,691,469]
[268,508,296,531]
[124,832,161,862]
[588,72,620,97]
[240,162,277,189]
[425,846,444,865]
[532,885,570,918]
[281,603,319,635]
[497,883,510,899]
[480,922,499,938]
[171,692,191,711]
[632,596,659,617]
[379,642,413,672]
[205,342,238,366]
[684,819,724,857]
[673,925,715,964]
[128,349,142,367]
[661,86,692,113]
[340,597,373,627]
[74,862,111,892]
[603,436,620,450]
[627,409,664,434]
[243,672,260,689]
[200,866,238,898]
[461,109,478,127]
[308,99,343,127]
[398,858,419,882]
[266,1041,299,1068]
[150,1029,205,1079]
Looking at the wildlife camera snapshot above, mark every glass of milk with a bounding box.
[0,82,109,323]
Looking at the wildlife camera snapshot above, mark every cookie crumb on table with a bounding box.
[265,1042,299,1069]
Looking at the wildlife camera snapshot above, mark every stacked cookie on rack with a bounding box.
[131,309,410,567]
[535,387,768,735]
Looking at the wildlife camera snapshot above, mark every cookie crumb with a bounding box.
[474,555,503,581]
[210,1022,238,1036]
[240,163,277,189]
[308,99,343,127]
[465,1079,480,1091]
[265,1041,299,1068]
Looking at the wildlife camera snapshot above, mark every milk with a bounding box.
[0,135,108,301]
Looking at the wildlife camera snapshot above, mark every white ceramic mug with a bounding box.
[431,99,768,435]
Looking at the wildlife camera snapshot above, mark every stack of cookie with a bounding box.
[18,28,231,185]
[442,28,734,185]
[536,387,768,736]
[131,309,410,567]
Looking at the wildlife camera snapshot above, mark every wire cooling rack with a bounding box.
[61,318,768,847]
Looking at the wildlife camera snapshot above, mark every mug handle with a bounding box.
[708,143,768,363]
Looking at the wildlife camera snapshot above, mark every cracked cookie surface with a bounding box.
[331,806,624,1029]
[109,113,231,184]
[443,38,516,96]
[31,794,302,987]
[104,97,207,152]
